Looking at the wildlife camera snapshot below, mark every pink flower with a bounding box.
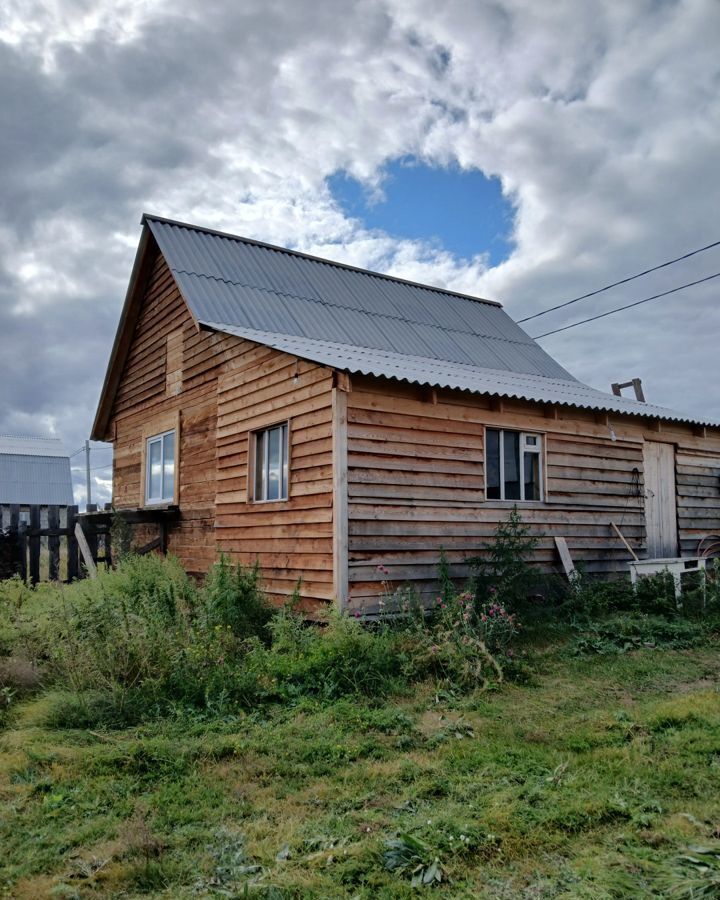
[430,644,438,654]
[353,610,361,618]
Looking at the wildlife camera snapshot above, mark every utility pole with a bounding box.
[85,440,92,510]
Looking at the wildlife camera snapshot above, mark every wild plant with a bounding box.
[467,506,538,611]
[201,554,273,641]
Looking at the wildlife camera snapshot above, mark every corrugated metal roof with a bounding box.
[0,435,69,457]
[146,216,575,381]
[143,215,717,428]
[0,454,74,505]
[204,323,720,426]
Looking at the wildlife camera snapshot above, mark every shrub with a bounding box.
[201,555,273,642]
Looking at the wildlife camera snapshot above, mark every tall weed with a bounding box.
[201,555,272,641]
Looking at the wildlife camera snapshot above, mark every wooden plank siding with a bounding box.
[345,375,720,611]
[107,249,337,606]
[214,354,336,608]
[677,450,720,555]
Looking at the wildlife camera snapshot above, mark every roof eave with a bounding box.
[200,321,719,431]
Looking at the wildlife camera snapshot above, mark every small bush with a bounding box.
[468,506,538,611]
[201,555,273,642]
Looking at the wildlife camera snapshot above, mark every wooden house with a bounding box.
[91,215,720,613]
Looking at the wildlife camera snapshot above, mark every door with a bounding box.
[643,441,678,558]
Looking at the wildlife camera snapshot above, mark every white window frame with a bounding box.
[485,427,544,502]
[145,429,176,505]
[250,421,290,503]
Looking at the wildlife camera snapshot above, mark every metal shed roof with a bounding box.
[136,215,717,428]
[0,435,69,457]
[0,435,74,505]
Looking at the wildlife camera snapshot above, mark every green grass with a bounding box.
[2,642,720,898]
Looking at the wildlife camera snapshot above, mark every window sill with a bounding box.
[483,499,546,507]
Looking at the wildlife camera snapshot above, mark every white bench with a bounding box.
[628,556,707,609]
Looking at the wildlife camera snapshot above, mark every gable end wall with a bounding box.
[107,251,337,607]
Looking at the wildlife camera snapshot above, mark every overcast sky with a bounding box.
[1,0,719,506]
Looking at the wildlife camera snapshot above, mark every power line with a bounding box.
[69,444,112,457]
[532,271,720,339]
[518,238,720,324]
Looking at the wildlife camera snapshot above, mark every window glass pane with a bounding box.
[254,431,265,500]
[148,439,162,499]
[503,431,521,500]
[162,432,175,500]
[486,428,501,499]
[267,426,282,500]
[524,451,540,501]
[281,424,289,499]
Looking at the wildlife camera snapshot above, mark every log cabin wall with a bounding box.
[345,374,720,611]
[107,250,337,603]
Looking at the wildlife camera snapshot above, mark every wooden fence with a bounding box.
[0,504,112,585]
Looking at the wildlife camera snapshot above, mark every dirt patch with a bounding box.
[671,677,718,694]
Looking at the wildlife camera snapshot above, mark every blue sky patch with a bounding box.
[328,158,515,265]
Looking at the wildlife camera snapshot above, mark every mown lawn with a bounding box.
[1,642,719,898]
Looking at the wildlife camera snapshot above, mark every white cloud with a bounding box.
[1,0,719,509]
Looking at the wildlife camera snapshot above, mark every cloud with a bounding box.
[1,0,719,506]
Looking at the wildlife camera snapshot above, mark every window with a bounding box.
[252,422,289,502]
[145,430,176,504]
[486,428,542,501]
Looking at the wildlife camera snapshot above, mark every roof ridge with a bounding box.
[142,213,503,308]
[0,433,62,441]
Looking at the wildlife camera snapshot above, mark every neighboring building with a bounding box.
[0,434,74,521]
[91,214,720,613]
